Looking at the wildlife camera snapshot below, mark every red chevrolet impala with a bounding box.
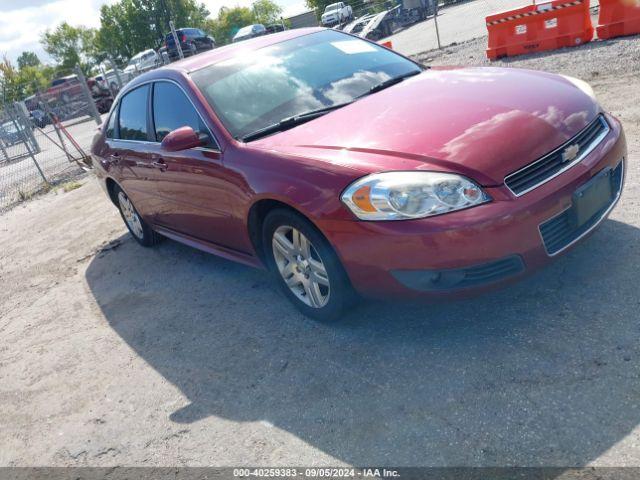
[91,28,627,320]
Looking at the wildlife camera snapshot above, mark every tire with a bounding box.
[262,208,356,321]
[114,185,163,247]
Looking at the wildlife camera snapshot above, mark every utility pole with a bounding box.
[108,55,123,90]
[434,0,441,49]
[169,20,184,59]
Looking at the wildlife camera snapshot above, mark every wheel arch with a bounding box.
[105,177,121,206]
[247,198,325,264]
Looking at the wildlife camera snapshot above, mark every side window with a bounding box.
[118,84,150,141]
[105,106,117,138]
[152,82,215,148]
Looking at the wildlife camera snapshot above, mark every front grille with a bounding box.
[505,115,610,196]
[539,161,623,256]
[455,256,526,288]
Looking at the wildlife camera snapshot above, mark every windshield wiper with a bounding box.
[240,70,423,142]
[359,69,422,97]
[241,101,353,142]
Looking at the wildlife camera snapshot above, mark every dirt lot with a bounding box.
[1,37,640,467]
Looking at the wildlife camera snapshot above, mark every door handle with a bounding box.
[151,158,168,171]
[108,153,120,163]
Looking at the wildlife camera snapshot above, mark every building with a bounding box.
[286,10,319,29]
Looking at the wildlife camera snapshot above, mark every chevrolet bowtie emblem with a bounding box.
[562,143,580,163]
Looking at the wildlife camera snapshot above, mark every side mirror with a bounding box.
[160,126,202,152]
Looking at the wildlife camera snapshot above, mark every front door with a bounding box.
[148,80,242,251]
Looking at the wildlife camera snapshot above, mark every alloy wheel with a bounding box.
[118,191,144,240]
[272,225,330,308]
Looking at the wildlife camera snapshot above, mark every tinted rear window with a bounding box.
[118,85,149,141]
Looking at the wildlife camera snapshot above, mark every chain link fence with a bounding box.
[319,0,515,56]
[370,0,601,56]
[0,68,101,211]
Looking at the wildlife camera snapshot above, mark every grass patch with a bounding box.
[60,181,83,193]
[18,184,51,202]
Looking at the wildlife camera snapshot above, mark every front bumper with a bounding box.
[318,113,627,299]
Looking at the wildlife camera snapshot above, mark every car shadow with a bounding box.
[85,218,640,466]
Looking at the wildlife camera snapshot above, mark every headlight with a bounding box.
[341,171,491,221]
[560,74,596,100]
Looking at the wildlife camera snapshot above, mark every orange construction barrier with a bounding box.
[597,0,640,39]
[486,0,594,60]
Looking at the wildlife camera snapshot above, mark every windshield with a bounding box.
[191,30,421,140]
[325,3,339,11]
[126,56,141,68]
[235,26,253,37]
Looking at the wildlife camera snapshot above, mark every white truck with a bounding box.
[321,2,353,26]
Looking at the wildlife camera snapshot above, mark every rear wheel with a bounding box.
[263,209,355,321]
[114,185,162,247]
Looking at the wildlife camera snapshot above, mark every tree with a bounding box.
[95,0,210,64]
[17,51,41,70]
[0,56,53,104]
[252,0,283,25]
[40,22,97,74]
[205,6,256,46]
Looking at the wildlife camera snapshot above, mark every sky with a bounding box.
[0,0,308,64]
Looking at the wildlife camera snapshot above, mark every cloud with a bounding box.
[0,0,117,63]
[1,0,310,64]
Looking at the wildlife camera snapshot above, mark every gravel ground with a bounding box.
[1,36,640,468]
[383,0,538,56]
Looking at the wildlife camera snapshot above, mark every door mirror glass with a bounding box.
[160,126,202,151]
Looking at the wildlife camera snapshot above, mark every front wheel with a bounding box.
[263,209,356,321]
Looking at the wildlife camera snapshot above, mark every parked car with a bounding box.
[399,0,435,23]
[266,23,286,34]
[29,109,49,128]
[46,75,85,104]
[232,24,267,42]
[124,49,161,74]
[0,121,23,148]
[342,13,376,35]
[91,28,626,321]
[321,2,353,25]
[23,95,48,127]
[95,68,133,93]
[165,28,215,61]
[157,46,170,65]
[359,9,397,39]
[90,83,114,114]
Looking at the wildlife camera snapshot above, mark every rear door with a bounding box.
[108,84,161,219]
[147,80,240,249]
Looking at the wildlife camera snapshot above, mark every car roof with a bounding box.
[163,28,324,73]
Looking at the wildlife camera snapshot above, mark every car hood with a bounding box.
[251,67,600,186]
